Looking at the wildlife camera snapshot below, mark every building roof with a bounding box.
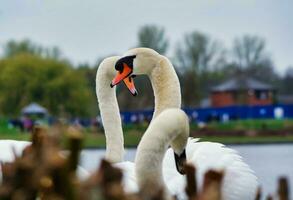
[211,77,274,92]
[21,103,48,115]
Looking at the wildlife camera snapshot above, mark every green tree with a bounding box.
[3,39,62,60]
[4,39,41,57]
[77,63,98,92]
[0,54,95,117]
[137,25,169,54]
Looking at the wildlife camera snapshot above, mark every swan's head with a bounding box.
[110,48,161,96]
[171,110,189,175]
[171,125,189,174]
[174,149,186,175]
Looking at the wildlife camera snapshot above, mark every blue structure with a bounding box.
[120,104,293,124]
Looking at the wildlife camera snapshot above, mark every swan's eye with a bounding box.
[115,62,124,73]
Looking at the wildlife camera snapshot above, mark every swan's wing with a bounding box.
[114,161,138,193]
[0,140,31,183]
[0,140,90,182]
[76,166,90,180]
[162,138,258,200]
[186,138,258,200]
[0,140,31,162]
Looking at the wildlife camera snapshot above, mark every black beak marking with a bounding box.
[174,149,187,175]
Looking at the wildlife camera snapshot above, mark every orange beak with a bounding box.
[110,63,138,96]
[123,76,138,96]
[111,63,132,86]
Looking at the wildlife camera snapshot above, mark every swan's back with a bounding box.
[115,161,138,192]
[0,140,89,181]
[0,140,30,162]
[163,138,258,200]
[0,140,30,182]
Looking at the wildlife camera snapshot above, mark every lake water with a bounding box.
[80,144,293,199]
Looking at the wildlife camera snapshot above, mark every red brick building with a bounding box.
[211,77,275,107]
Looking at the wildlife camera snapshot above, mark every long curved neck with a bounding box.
[150,56,181,119]
[135,109,188,200]
[96,57,124,163]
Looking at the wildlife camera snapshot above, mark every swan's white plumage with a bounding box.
[0,140,30,162]
[114,161,138,192]
[0,140,89,181]
[0,140,30,167]
[162,138,258,200]
[0,140,30,183]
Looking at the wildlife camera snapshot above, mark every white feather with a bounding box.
[162,138,258,200]
[0,140,89,182]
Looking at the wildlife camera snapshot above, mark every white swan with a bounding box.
[110,48,258,200]
[96,56,138,192]
[96,56,125,163]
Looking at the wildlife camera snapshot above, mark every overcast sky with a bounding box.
[0,0,292,74]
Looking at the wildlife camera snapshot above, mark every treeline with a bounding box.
[0,25,292,117]
[0,40,96,117]
[119,25,293,109]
